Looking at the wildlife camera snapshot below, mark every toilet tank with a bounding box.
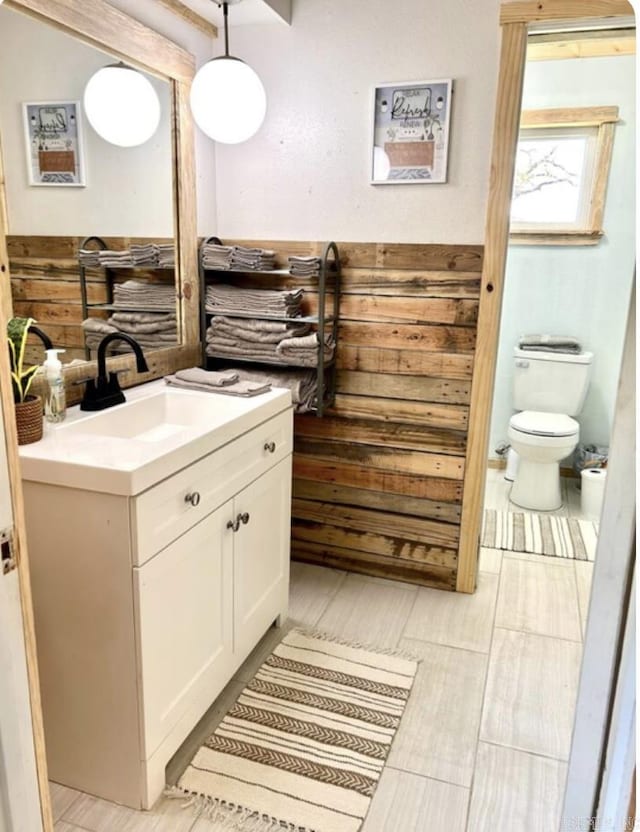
[513,348,593,415]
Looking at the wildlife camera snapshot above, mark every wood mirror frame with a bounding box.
[0,0,201,405]
[456,0,634,593]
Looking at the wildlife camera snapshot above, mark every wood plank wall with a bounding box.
[8,235,483,591]
[223,239,483,591]
[7,236,175,364]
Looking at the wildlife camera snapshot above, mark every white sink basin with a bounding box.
[60,389,251,442]
[19,380,292,495]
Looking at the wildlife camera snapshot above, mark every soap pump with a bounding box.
[43,348,66,423]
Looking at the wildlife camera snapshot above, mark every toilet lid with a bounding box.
[510,411,579,437]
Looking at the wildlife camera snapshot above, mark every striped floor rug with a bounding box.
[174,628,418,832]
[482,509,598,561]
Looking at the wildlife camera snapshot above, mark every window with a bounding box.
[509,106,619,246]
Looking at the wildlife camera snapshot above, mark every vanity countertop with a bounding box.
[19,379,292,496]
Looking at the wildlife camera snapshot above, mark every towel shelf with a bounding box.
[198,237,341,417]
[78,235,177,360]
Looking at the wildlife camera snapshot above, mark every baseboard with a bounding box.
[487,458,578,479]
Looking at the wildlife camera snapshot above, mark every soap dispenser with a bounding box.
[43,348,66,423]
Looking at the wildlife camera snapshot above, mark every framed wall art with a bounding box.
[371,79,453,184]
[23,100,86,186]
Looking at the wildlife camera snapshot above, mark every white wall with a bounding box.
[489,55,635,456]
[0,1,218,237]
[212,0,501,243]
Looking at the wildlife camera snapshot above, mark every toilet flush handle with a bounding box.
[516,359,529,368]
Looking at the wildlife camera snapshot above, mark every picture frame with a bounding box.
[23,100,86,187]
[371,79,453,185]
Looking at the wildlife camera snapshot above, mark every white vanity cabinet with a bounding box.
[21,396,292,810]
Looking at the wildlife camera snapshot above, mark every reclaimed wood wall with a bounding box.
[224,239,483,591]
[7,235,175,363]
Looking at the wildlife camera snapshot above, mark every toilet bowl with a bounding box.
[508,410,579,511]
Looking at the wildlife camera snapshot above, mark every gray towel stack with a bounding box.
[78,245,176,269]
[82,312,177,351]
[157,244,175,268]
[205,285,303,318]
[230,245,277,271]
[82,318,118,352]
[113,279,176,311]
[108,311,177,348]
[202,242,234,270]
[229,367,318,413]
[276,332,335,366]
[519,335,582,354]
[130,244,159,267]
[288,255,321,277]
[206,317,333,368]
[164,367,271,398]
[78,248,101,267]
[98,249,134,268]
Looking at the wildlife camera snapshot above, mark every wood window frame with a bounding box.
[456,0,634,595]
[510,105,619,246]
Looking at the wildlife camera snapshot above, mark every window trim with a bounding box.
[509,105,619,245]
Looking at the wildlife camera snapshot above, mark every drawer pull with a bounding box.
[227,516,240,532]
[264,441,276,454]
[240,512,250,526]
[184,492,201,507]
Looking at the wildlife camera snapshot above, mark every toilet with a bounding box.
[507,347,593,511]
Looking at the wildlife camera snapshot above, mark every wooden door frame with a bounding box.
[456,0,635,593]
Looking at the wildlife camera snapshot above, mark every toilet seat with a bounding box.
[509,410,579,438]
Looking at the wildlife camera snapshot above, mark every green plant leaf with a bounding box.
[7,316,36,403]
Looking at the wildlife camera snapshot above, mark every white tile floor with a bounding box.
[50,469,594,832]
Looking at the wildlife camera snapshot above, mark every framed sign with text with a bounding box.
[371,79,453,184]
[23,101,86,187]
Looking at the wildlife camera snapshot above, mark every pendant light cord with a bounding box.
[223,2,229,57]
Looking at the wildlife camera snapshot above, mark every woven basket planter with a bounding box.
[15,395,43,446]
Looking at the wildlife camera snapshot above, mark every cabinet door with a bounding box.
[232,457,291,661]
[134,501,234,757]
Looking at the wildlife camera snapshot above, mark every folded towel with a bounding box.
[205,285,303,317]
[519,334,582,353]
[169,368,239,387]
[208,316,311,344]
[165,374,271,397]
[276,332,336,366]
[288,255,321,277]
[230,367,317,413]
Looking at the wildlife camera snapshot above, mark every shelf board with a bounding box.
[205,354,336,369]
[80,264,175,271]
[86,304,176,312]
[204,310,334,324]
[202,267,338,278]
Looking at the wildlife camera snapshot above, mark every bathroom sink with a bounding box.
[59,389,251,441]
[19,379,292,495]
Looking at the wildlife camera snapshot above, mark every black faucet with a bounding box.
[29,325,54,352]
[80,333,150,411]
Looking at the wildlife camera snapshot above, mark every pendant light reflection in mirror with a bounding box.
[190,0,267,144]
[83,62,161,148]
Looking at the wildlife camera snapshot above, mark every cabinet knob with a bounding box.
[184,492,201,507]
[264,441,276,454]
[240,512,250,526]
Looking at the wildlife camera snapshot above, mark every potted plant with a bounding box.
[8,316,43,445]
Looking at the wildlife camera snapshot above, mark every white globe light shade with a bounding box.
[83,65,161,148]
[190,57,266,144]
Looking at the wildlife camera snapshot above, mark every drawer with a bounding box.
[131,408,292,565]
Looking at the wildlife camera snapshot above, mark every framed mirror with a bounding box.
[0,0,200,405]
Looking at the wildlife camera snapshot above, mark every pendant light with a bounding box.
[83,62,161,148]
[190,0,267,144]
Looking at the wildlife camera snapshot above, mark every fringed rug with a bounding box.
[482,509,598,561]
[171,628,417,832]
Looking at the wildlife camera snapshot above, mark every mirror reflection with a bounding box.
[0,6,178,367]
